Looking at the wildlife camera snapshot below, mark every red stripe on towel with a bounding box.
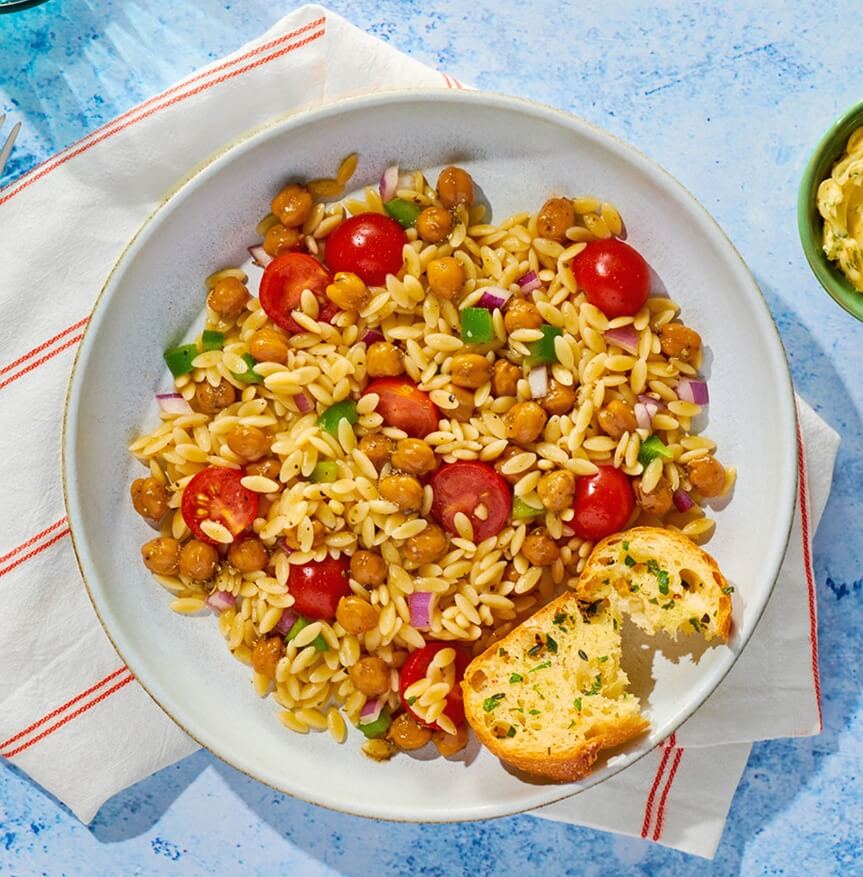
[0,319,89,377]
[0,528,70,579]
[651,747,685,841]
[640,732,676,838]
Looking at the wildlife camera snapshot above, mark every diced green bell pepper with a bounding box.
[163,343,198,377]
[232,352,263,384]
[384,198,422,229]
[318,400,358,437]
[284,616,329,651]
[638,435,674,467]
[460,307,494,344]
[310,461,339,483]
[201,329,225,352]
[359,708,392,739]
[512,497,544,519]
[526,324,562,365]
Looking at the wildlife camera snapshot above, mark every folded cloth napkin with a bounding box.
[0,5,840,859]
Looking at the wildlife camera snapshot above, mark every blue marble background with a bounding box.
[1,1,862,874]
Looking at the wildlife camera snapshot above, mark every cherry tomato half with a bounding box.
[399,642,471,730]
[259,252,337,334]
[572,239,650,319]
[429,461,512,542]
[325,212,407,286]
[571,465,635,541]
[181,467,259,545]
[287,555,351,620]
[363,377,440,438]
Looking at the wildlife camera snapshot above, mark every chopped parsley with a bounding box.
[506,725,517,738]
[622,540,630,550]
[578,649,589,661]
[406,696,417,706]
[546,635,558,654]
[586,674,602,696]
[498,647,507,656]
[647,559,661,575]
[723,586,735,594]
[630,584,640,593]
[689,618,702,632]
[483,693,505,712]
[598,655,608,663]
[574,697,582,711]
[529,709,541,715]
[553,611,567,626]
[661,600,676,610]
[648,597,659,605]
[509,673,523,683]
[624,554,636,568]
[527,642,543,657]
[529,661,552,673]
[647,558,671,594]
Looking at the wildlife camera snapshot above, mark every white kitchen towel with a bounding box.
[0,5,839,860]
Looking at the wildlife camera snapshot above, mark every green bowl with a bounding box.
[797,98,863,322]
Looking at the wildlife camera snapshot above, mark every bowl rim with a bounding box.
[63,87,798,822]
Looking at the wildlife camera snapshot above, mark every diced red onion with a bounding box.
[517,271,542,293]
[409,592,433,630]
[528,365,548,399]
[604,326,639,355]
[205,590,236,613]
[673,489,695,512]
[273,608,298,636]
[156,392,192,415]
[634,403,649,431]
[277,537,292,555]
[362,329,385,345]
[359,697,383,725]
[379,164,399,202]
[293,393,314,414]
[561,524,575,538]
[477,286,512,311]
[248,245,273,268]
[676,378,709,405]
[397,172,415,189]
[638,394,665,414]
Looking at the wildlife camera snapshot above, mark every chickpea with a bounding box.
[537,470,575,512]
[634,476,674,516]
[687,456,726,497]
[521,531,559,566]
[379,474,423,511]
[130,477,170,523]
[194,379,236,415]
[448,385,475,422]
[262,223,301,257]
[358,434,395,471]
[403,524,448,565]
[226,425,270,462]
[207,277,249,320]
[283,520,325,550]
[659,324,702,363]
[598,399,638,440]
[389,712,432,751]
[491,359,520,397]
[541,379,577,416]
[494,446,524,485]
[349,656,391,696]
[326,271,371,312]
[141,537,180,576]
[251,635,283,679]
[271,182,313,228]
[391,438,437,476]
[537,197,576,242]
[436,165,475,209]
[416,206,453,242]
[249,327,289,364]
[336,595,380,634]
[228,537,269,573]
[426,257,465,300]
[349,550,388,587]
[432,724,469,757]
[450,354,491,389]
[245,457,281,480]
[504,401,547,444]
[366,341,404,377]
[504,297,543,333]
[179,540,219,582]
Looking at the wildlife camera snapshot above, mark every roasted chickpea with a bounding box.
[416,206,454,242]
[194,379,236,415]
[141,537,180,576]
[358,434,395,471]
[389,712,432,751]
[366,341,404,377]
[541,379,577,416]
[598,399,638,440]
[336,595,380,634]
[349,656,391,696]
[493,445,524,485]
[634,476,674,516]
[271,182,313,228]
[450,353,491,389]
[228,537,269,573]
[426,257,466,300]
[432,724,469,757]
[391,438,437,476]
[326,271,371,311]
[262,223,301,257]
[521,531,559,566]
[245,457,281,480]
[207,277,249,320]
[448,385,475,422]
[659,323,702,362]
[226,425,270,462]
[130,477,170,523]
[179,539,219,582]
[537,197,576,242]
[349,550,388,587]
[537,470,576,512]
[491,359,520,397]
[503,297,543,333]
[380,474,423,511]
[251,635,283,679]
[402,523,448,565]
[504,401,547,444]
[283,520,326,550]
[436,165,475,209]
[249,327,289,364]
[687,456,726,497]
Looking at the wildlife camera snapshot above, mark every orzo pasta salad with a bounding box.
[129,156,734,761]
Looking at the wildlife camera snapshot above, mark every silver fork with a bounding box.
[0,113,21,179]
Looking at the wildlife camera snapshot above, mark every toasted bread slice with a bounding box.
[461,593,649,781]
[578,527,732,642]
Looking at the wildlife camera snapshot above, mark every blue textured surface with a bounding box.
[1,1,862,874]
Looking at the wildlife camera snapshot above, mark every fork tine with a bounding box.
[0,120,21,179]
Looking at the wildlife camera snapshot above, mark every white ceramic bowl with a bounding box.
[63,90,796,822]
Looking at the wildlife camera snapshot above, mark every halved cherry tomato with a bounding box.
[429,461,512,542]
[259,252,337,334]
[399,642,471,730]
[325,212,406,286]
[572,239,650,319]
[180,467,259,545]
[363,377,440,438]
[287,555,351,621]
[571,465,635,541]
